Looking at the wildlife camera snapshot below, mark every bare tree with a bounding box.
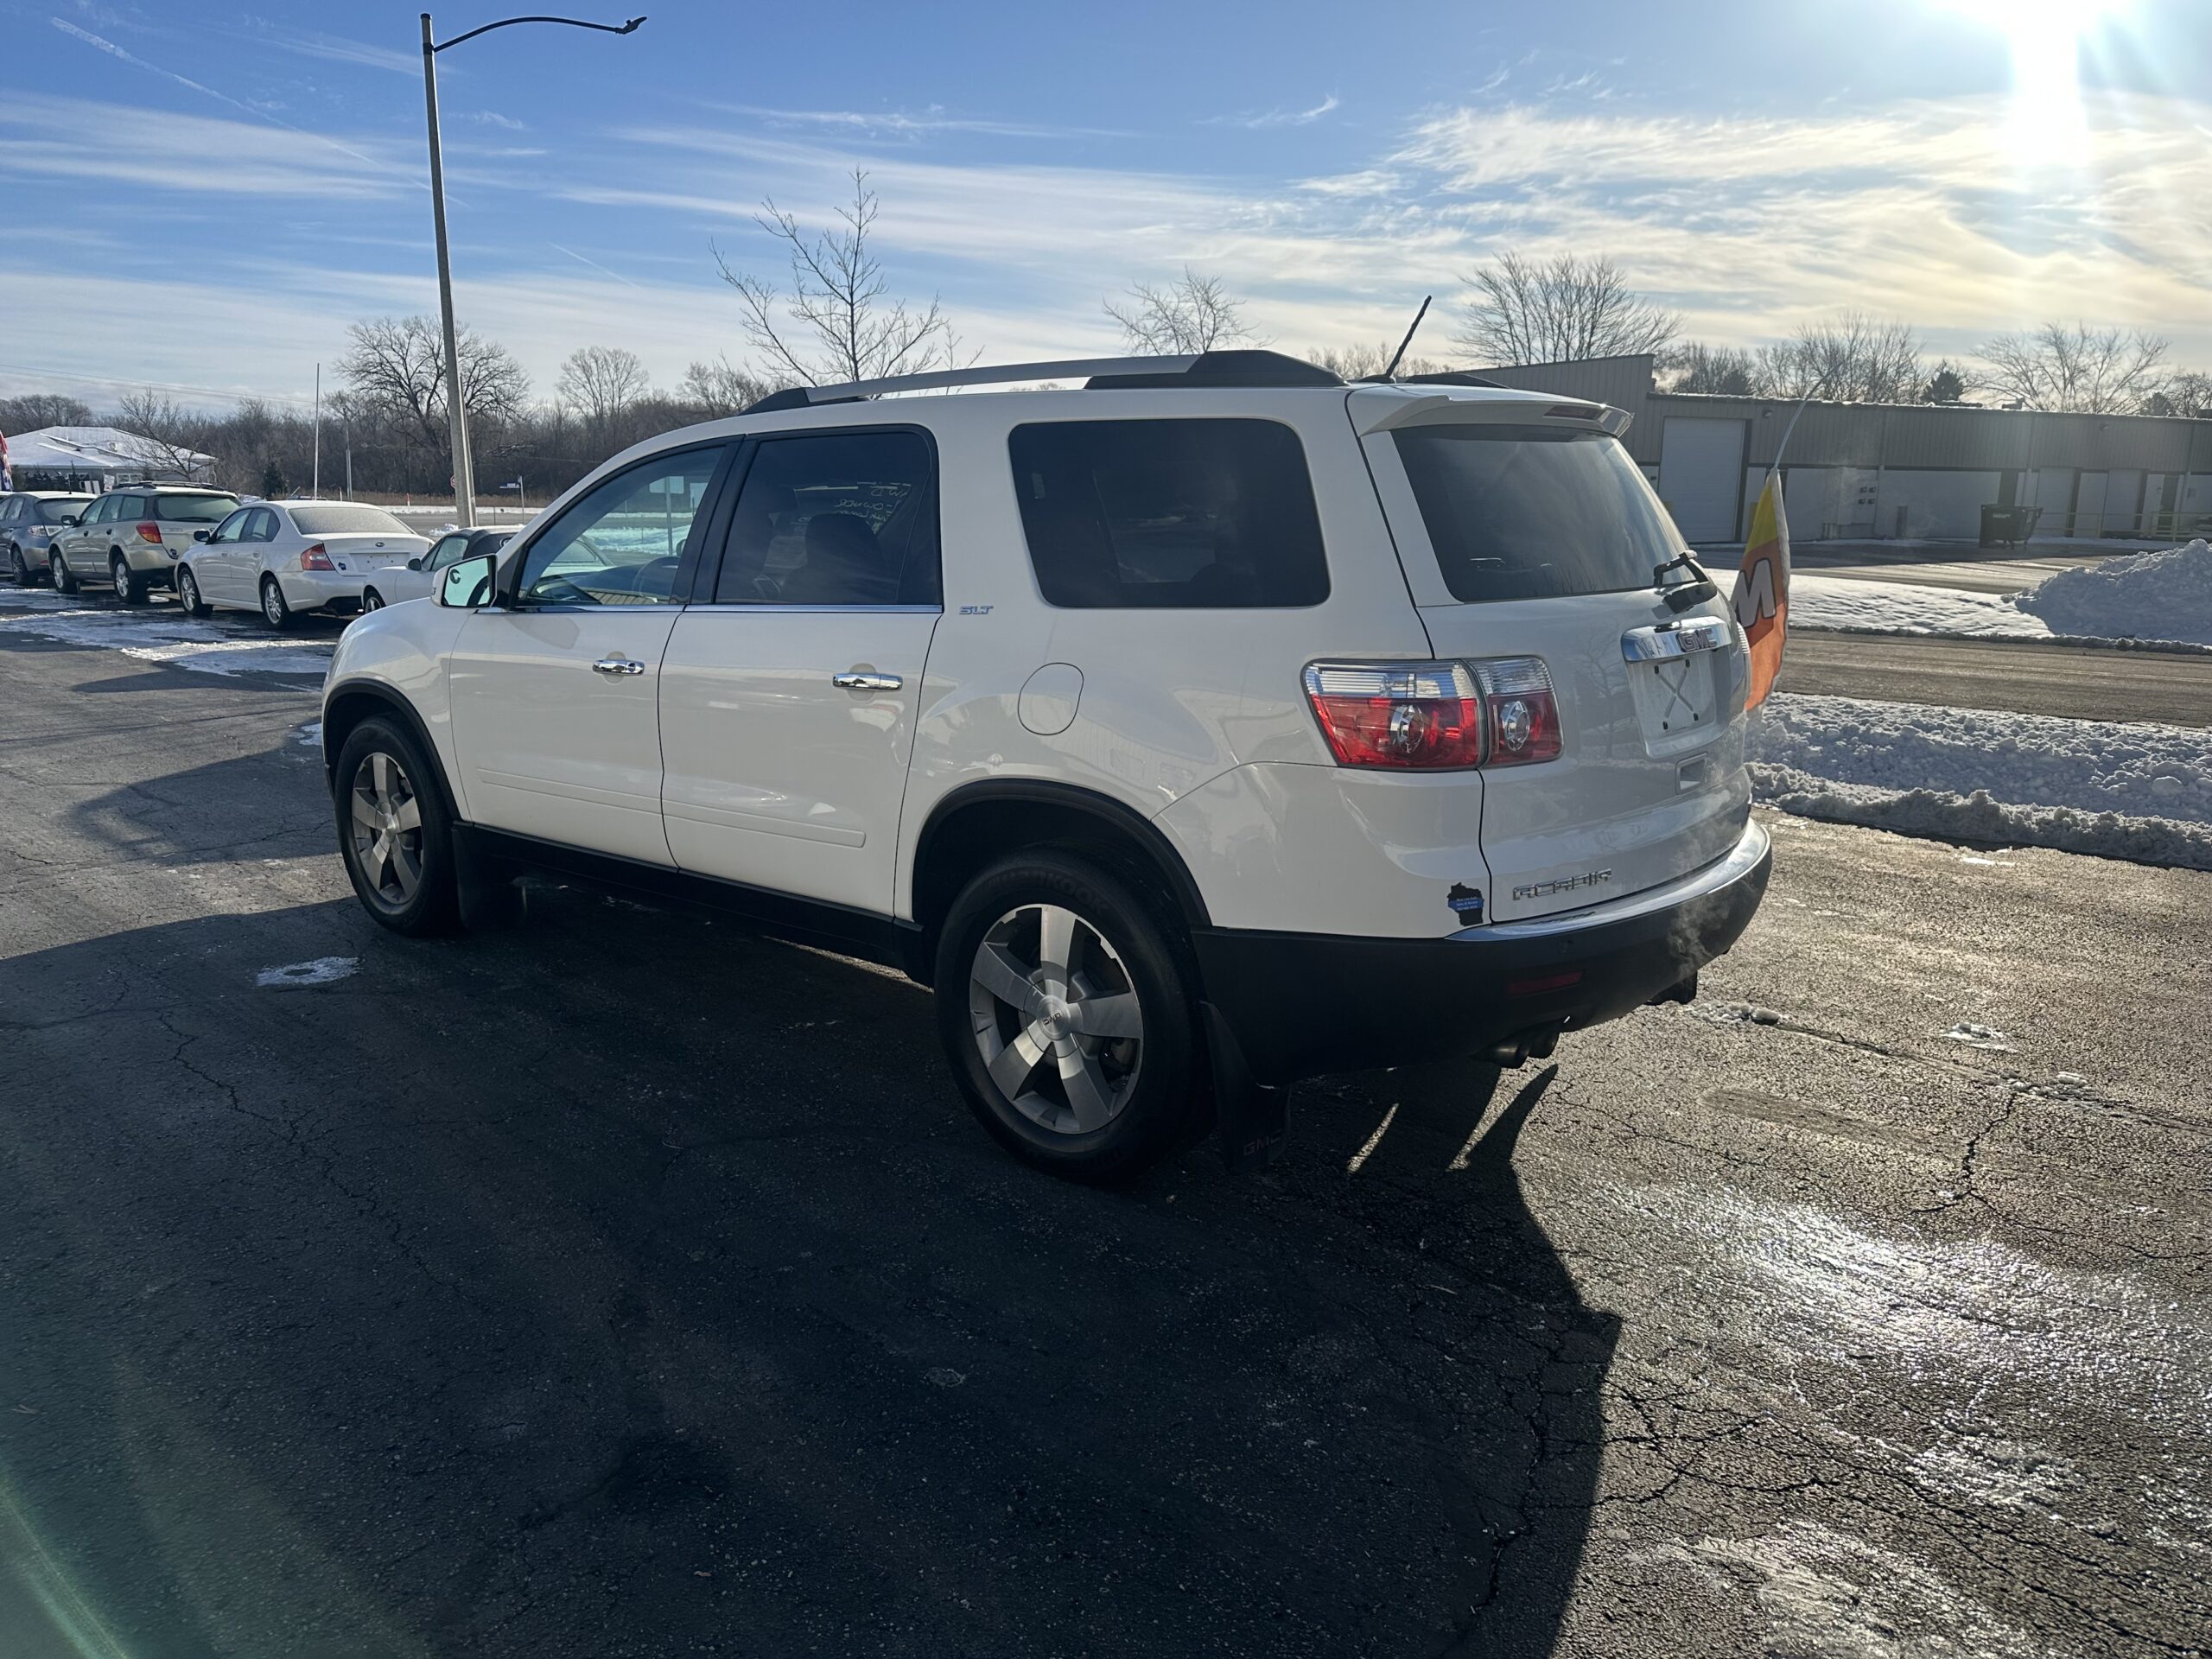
[2143,370,2212,419]
[678,357,779,417]
[0,392,95,432]
[1308,340,1446,380]
[1105,268,1258,356]
[1753,313,1923,404]
[714,168,954,387]
[338,315,530,459]
[111,387,216,480]
[1977,322,2171,413]
[1453,252,1678,366]
[556,346,650,432]
[1663,343,1760,396]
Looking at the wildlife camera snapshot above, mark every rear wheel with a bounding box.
[111,552,146,605]
[260,575,296,630]
[934,849,1201,1182]
[7,544,30,586]
[360,588,386,613]
[50,549,77,594]
[175,566,209,617]
[334,715,459,936]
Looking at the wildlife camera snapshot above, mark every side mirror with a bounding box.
[192,528,210,543]
[60,514,79,527]
[404,556,423,570]
[436,550,495,609]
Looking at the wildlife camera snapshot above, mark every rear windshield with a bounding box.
[287,503,413,537]
[151,493,238,523]
[37,498,92,523]
[1393,425,1685,603]
[1008,418,1328,609]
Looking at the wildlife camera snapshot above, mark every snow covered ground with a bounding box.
[0,598,334,678]
[1782,540,2212,650]
[1749,692,2212,870]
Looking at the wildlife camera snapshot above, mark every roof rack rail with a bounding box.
[742,349,1344,414]
[1363,369,1503,389]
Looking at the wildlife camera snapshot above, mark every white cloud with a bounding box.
[711,103,1126,141]
[1208,94,1341,130]
[0,92,407,199]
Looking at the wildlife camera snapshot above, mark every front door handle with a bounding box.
[592,657,646,677]
[833,671,903,691]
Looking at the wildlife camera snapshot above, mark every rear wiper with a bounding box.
[1652,550,1718,613]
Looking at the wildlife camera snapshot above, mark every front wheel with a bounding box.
[334,716,459,936]
[51,550,77,594]
[111,553,146,605]
[933,849,1201,1183]
[260,575,296,630]
[175,566,209,617]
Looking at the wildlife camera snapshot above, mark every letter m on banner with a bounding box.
[1733,471,1789,709]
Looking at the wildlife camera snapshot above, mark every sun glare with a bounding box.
[1940,0,2126,162]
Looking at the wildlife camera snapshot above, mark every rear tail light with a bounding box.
[299,543,336,572]
[136,521,162,544]
[1470,656,1562,766]
[1303,657,1560,770]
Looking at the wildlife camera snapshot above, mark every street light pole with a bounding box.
[417,10,645,532]
[420,12,475,527]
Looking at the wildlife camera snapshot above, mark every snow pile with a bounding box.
[1788,574,2050,639]
[1749,692,2212,870]
[0,605,334,677]
[2017,539,2212,645]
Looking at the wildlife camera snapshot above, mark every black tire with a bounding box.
[51,549,77,594]
[360,588,386,613]
[111,552,146,605]
[175,566,209,617]
[7,544,31,587]
[333,715,460,937]
[260,575,296,630]
[933,849,1201,1183]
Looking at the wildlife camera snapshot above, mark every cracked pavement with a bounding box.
[1,587,2208,1656]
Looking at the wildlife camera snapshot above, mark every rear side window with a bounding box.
[1008,418,1328,609]
[713,429,938,606]
[1393,425,1682,603]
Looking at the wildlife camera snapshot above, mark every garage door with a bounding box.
[1658,417,1748,543]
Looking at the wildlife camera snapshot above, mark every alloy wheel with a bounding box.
[178,570,200,612]
[348,750,424,908]
[968,903,1144,1135]
[263,581,284,625]
[362,590,385,612]
[111,556,132,601]
[8,547,24,585]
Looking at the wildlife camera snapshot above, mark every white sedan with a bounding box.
[175,501,430,627]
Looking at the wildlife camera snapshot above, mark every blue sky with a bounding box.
[3,0,2209,412]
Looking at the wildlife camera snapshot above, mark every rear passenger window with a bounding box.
[1008,419,1328,609]
[713,430,938,607]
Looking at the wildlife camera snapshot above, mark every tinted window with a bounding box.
[84,496,114,524]
[150,493,238,523]
[1008,419,1327,608]
[244,508,279,542]
[209,509,251,543]
[38,498,92,524]
[287,502,411,537]
[713,430,938,606]
[424,534,467,569]
[1393,426,1684,604]
[517,449,723,607]
[0,499,18,524]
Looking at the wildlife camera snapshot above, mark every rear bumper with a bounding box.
[1192,819,1771,1084]
[275,570,370,614]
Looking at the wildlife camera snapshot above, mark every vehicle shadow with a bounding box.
[0,887,1610,1658]
[64,743,330,868]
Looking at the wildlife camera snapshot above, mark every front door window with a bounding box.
[515,452,725,607]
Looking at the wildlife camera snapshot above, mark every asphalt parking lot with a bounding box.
[3,587,2209,1658]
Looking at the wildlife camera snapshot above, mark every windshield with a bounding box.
[287,503,414,537]
[36,498,92,523]
[151,494,239,523]
[1392,425,1686,604]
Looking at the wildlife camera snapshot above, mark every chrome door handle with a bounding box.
[592,657,646,677]
[833,671,903,691]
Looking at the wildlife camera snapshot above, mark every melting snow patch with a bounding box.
[924,1367,966,1389]
[2018,538,2212,646]
[0,607,333,677]
[1943,1022,2017,1052]
[1788,574,2052,639]
[256,957,359,988]
[294,721,323,748]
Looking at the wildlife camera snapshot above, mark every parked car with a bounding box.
[175,500,429,627]
[1,492,95,585]
[319,349,1770,1180]
[359,525,512,611]
[47,486,240,602]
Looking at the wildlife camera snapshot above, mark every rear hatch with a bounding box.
[150,494,238,556]
[1351,387,1752,923]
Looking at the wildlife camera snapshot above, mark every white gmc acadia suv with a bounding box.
[320,351,1770,1180]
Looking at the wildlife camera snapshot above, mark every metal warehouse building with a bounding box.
[1478,353,2212,547]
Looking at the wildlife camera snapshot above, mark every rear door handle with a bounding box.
[833,671,902,691]
[592,657,646,677]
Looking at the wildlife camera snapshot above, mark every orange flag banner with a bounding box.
[1733,470,1790,708]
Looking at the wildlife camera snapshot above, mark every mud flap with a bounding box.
[452,823,529,931]
[1204,1002,1289,1172]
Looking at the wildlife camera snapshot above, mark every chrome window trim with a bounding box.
[680,602,943,615]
